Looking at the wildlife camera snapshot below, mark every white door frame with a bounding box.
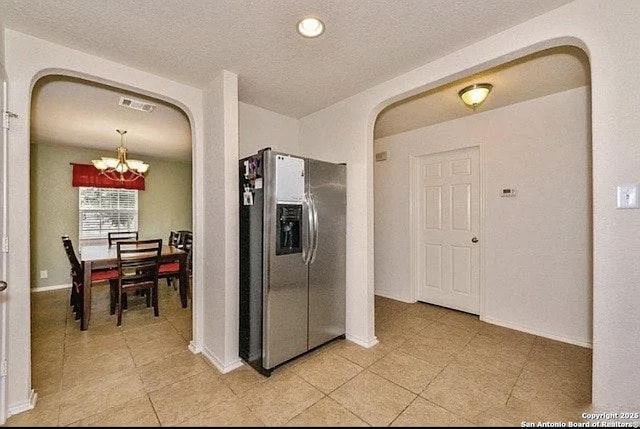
[0,72,9,425]
[409,144,486,317]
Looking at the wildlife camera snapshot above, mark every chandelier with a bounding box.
[91,129,149,181]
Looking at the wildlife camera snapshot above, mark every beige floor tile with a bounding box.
[166,315,193,340]
[241,372,324,426]
[503,395,590,424]
[456,335,528,377]
[421,364,511,421]
[149,369,235,426]
[374,329,409,350]
[61,348,136,390]
[438,309,483,332]
[136,348,213,393]
[64,328,126,353]
[177,398,265,426]
[58,369,147,425]
[391,396,474,427]
[220,364,268,396]
[330,370,416,426]
[397,339,456,368]
[66,396,159,427]
[400,301,447,321]
[5,392,61,427]
[292,350,363,394]
[124,323,189,367]
[510,368,591,408]
[332,339,392,368]
[285,396,368,427]
[369,350,442,394]
[416,321,476,348]
[21,290,596,429]
[376,313,436,339]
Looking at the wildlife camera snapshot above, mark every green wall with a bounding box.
[30,143,192,288]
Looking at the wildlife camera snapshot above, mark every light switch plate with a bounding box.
[617,184,639,209]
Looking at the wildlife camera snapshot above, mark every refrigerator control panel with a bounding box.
[275,155,305,204]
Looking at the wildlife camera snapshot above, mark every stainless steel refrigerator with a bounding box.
[239,148,346,375]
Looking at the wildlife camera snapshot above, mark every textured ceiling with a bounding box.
[1,0,574,118]
[31,75,192,160]
[375,46,590,139]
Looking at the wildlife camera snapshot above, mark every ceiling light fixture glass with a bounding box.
[297,17,324,38]
[458,83,493,108]
[92,129,149,181]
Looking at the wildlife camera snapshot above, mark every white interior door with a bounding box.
[0,76,9,424]
[415,147,480,314]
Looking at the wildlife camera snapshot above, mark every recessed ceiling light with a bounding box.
[297,17,324,38]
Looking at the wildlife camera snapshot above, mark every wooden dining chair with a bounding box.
[61,235,118,320]
[115,239,162,326]
[169,230,181,247]
[108,231,139,246]
[160,231,193,291]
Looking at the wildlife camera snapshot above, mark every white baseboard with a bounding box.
[8,389,37,417]
[374,291,415,303]
[30,284,71,292]
[346,333,379,348]
[200,346,244,374]
[188,340,202,354]
[480,315,592,349]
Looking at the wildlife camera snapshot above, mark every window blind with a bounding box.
[79,187,138,239]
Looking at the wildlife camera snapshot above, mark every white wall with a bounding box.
[374,87,591,346]
[238,102,299,158]
[300,0,640,408]
[2,29,237,415]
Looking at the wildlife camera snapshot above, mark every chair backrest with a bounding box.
[61,235,82,282]
[116,239,162,289]
[181,232,193,251]
[108,231,139,246]
[169,230,180,247]
[172,230,192,249]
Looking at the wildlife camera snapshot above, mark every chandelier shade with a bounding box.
[92,129,149,181]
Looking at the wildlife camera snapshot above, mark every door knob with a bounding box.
[471,237,479,243]
[0,281,6,291]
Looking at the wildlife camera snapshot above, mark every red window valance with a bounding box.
[71,163,145,190]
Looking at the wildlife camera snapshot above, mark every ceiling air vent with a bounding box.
[119,96,156,113]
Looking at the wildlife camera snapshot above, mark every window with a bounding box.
[79,187,138,240]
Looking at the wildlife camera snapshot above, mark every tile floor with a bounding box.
[8,287,592,426]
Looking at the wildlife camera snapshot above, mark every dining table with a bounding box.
[78,243,189,330]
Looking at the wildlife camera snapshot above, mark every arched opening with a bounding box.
[27,72,197,424]
[371,45,593,422]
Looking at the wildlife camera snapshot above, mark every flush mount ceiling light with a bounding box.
[458,83,493,108]
[297,17,324,38]
[92,129,149,182]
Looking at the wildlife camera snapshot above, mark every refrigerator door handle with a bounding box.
[309,193,319,264]
[303,194,312,265]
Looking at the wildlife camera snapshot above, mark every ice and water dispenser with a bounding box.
[276,204,302,255]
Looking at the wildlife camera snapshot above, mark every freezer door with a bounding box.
[307,159,346,349]
[263,150,310,369]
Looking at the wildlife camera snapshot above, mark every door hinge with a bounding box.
[2,235,8,253]
[2,111,17,130]
[0,360,7,377]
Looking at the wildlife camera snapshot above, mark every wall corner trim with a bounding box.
[346,333,379,349]
[188,341,202,354]
[200,346,243,374]
[7,389,37,417]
